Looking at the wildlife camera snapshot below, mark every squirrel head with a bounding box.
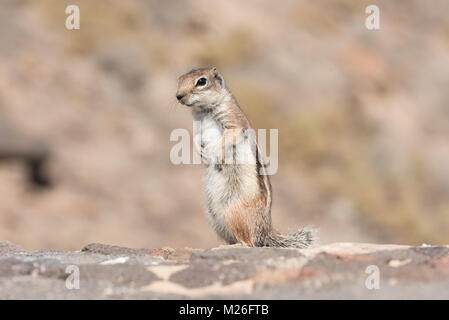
[176,67,226,108]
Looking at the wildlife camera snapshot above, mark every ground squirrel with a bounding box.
[176,67,316,248]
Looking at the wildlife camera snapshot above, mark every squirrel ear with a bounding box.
[212,67,225,88]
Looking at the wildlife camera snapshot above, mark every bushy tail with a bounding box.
[264,227,317,249]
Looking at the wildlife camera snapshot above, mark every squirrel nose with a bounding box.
[176,93,185,101]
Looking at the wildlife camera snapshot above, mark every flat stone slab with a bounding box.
[0,242,448,299]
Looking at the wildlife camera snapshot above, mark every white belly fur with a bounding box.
[198,115,259,238]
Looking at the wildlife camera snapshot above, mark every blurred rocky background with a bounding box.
[0,0,448,250]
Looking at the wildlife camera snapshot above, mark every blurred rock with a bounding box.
[96,45,147,93]
[0,115,51,188]
[0,241,25,254]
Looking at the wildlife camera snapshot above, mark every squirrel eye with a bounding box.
[195,77,207,87]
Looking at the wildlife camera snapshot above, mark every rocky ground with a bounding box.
[1,241,448,299]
